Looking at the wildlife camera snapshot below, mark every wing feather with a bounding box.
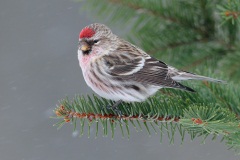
[102,40,195,92]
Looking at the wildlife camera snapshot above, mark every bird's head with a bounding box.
[78,23,117,56]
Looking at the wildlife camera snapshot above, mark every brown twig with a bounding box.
[55,105,180,123]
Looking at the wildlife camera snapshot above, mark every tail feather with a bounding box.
[177,83,196,92]
[172,71,226,83]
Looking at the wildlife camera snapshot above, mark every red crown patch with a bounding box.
[79,27,95,39]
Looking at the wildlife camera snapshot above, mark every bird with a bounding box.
[77,23,225,110]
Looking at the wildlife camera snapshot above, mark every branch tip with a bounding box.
[191,118,204,125]
[225,11,240,19]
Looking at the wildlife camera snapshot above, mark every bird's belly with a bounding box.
[84,73,160,102]
[83,73,122,101]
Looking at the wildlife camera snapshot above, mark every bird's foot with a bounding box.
[101,100,123,122]
[106,105,123,117]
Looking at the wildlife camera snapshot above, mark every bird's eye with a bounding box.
[93,40,99,44]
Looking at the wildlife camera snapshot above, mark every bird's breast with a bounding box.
[78,50,96,71]
[78,47,104,69]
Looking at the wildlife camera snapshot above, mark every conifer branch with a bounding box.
[108,0,206,35]
[55,0,240,153]
[52,81,240,151]
[55,104,180,123]
[147,39,208,55]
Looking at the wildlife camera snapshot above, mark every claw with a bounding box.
[102,100,123,122]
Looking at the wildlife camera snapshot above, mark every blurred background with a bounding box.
[0,0,239,160]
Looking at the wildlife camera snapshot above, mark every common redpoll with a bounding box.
[78,23,224,108]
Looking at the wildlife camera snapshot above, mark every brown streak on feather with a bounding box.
[124,85,141,91]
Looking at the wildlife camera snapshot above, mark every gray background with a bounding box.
[0,0,237,160]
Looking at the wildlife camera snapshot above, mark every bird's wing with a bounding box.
[103,51,146,76]
[102,43,195,92]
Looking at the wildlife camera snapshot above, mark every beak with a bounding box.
[81,45,90,51]
[79,41,90,52]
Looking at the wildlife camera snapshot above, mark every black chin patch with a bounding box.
[82,49,91,55]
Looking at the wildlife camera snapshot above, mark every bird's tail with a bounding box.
[171,71,226,83]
